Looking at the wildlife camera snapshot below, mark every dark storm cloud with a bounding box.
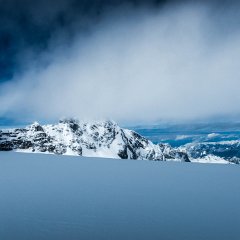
[0,0,171,80]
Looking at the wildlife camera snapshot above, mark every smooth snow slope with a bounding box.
[0,152,239,240]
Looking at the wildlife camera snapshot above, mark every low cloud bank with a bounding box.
[1,2,240,124]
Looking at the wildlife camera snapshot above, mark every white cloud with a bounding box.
[1,3,240,124]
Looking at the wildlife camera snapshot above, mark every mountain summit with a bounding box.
[0,119,190,162]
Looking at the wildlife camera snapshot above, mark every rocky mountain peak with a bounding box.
[0,119,190,162]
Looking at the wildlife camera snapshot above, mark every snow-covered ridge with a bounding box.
[0,119,189,162]
[1,119,239,164]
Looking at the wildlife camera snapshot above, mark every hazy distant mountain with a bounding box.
[180,141,240,164]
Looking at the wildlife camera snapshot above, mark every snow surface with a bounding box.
[0,152,239,240]
[190,155,231,164]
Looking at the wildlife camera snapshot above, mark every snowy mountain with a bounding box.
[1,119,239,164]
[0,119,190,162]
[180,141,240,164]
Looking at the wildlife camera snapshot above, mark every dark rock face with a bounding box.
[173,152,190,162]
[16,140,33,149]
[118,147,128,159]
[0,119,190,162]
[0,141,13,151]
